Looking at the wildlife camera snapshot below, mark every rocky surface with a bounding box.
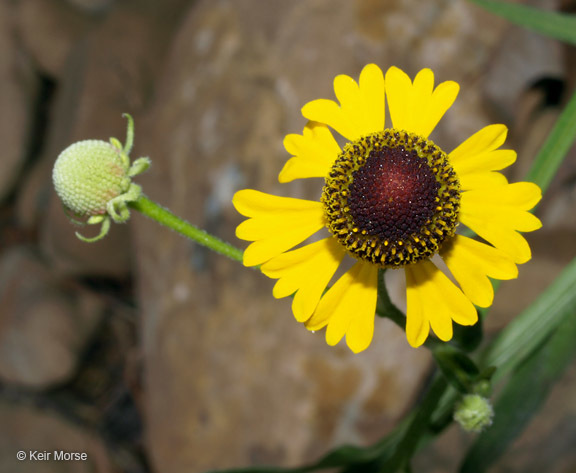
[0,247,105,388]
[16,0,92,79]
[0,0,574,472]
[34,0,190,278]
[0,0,38,202]
[0,402,113,473]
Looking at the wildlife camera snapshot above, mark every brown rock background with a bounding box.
[0,0,574,472]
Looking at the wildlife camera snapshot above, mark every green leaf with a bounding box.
[467,0,576,46]
[377,377,447,472]
[525,86,576,193]
[460,307,576,472]
[482,256,576,381]
[433,345,480,393]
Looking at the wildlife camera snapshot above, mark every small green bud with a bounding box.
[53,140,131,217]
[52,114,150,242]
[454,394,494,433]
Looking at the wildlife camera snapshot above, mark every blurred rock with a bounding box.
[65,0,118,14]
[15,150,52,231]
[561,1,576,93]
[0,247,105,389]
[16,0,93,79]
[0,1,39,201]
[0,401,113,473]
[493,361,576,473]
[482,5,563,122]
[34,0,189,277]
[511,90,562,180]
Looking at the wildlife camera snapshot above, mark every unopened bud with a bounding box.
[52,114,150,242]
[454,394,494,433]
[53,140,132,218]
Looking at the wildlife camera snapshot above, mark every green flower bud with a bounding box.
[454,394,494,433]
[53,140,131,217]
[52,114,150,242]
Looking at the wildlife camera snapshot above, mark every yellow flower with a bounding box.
[233,65,542,353]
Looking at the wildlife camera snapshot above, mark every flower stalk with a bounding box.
[129,195,244,263]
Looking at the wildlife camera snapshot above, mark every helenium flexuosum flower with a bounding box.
[233,64,542,353]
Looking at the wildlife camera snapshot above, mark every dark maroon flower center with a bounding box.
[347,146,440,242]
[322,129,460,268]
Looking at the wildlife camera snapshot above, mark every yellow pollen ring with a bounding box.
[321,129,461,268]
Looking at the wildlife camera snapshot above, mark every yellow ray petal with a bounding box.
[385,67,412,133]
[279,122,341,183]
[405,266,430,348]
[344,287,379,354]
[453,150,517,177]
[450,124,508,161]
[462,182,542,210]
[301,99,360,141]
[449,125,518,178]
[405,260,477,346]
[459,171,508,191]
[410,69,435,136]
[460,203,542,233]
[441,235,518,307]
[385,67,459,138]
[242,224,324,267]
[261,238,346,322]
[236,211,322,240]
[406,262,453,342]
[359,64,386,133]
[458,171,508,191]
[302,64,385,141]
[233,189,322,217]
[305,261,378,353]
[334,74,369,135]
[233,190,325,266]
[459,212,533,264]
[304,262,358,332]
[429,304,454,342]
[460,183,543,246]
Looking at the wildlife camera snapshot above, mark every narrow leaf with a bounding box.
[467,0,576,46]
[482,256,576,380]
[525,86,576,193]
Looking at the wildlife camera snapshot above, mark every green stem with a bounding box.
[130,195,244,263]
[377,376,448,472]
[376,269,443,351]
[376,269,406,324]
